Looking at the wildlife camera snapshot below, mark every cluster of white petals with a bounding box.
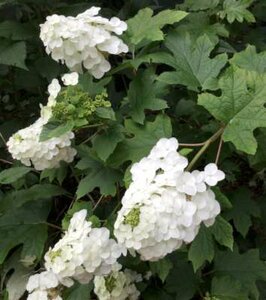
[114,138,225,261]
[40,7,128,78]
[26,271,61,300]
[26,210,125,299]
[7,77,77,171]
[94,269,141,300]
[44,210,125,287]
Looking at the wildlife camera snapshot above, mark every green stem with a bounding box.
[186,128,224,172]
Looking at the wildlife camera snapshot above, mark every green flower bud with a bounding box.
[124,207,141,228]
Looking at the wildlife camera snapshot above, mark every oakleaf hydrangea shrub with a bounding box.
[0,1,266,300]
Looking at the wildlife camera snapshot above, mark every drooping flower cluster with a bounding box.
[7,76,77,171]
[94,269,141,300]
[40,7,128,78]
[26,210,125,299]
[114,138,225,261]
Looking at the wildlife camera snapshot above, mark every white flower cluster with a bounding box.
[44,210,125,287]
[114,138,225,261]
[26,271,61,300]
[7,76,77,171]
[94,269,141,300]
[26,210,125,299]
[40,7,128,78]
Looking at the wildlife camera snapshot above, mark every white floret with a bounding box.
[203,163,225,186]
[94,269,141,300]
[40,7,128,78]
[61,72,79,86]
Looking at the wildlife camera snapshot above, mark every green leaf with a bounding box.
[248,129,266,168]
[165,253,198,299]
[76,154,122,199]
[79,73,111,97]
[3,251,33,300]
[218,0,255,24]
[224,188,260,237]
[0,184,65,213]
[230,45,266,73]
[126,8,188,47]
[63,282,92,300]
[95,107,116,120]
[210,216,234,250]
[40,163,68,185]
[158,32,227,91]
[211,276,248,300]
[127,68,168,124]
[0,199,51,263]
[214,248,266,299]
[198,66,266,154]
[39,120,74,142]
[0,166,31,184]
[0,21,36,40]
[0,40,27,69]
[188,224,214,271]
[150,258,173,282]
[108,114,172,167]
[212,187,232,210]
[92,124,124,161]
[181,0,220,11]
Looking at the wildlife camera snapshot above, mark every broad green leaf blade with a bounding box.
[218,0,255,24]
[165,253,198,299]
[210,216,234,250]
[76,153,122,199]
[230,45,266,73]
[0,199,51,263]
[0,167,31,184]
[180,0,220,11]
[0,40,27,69]
[92,124,124,161]
[127,68,168,124]
[211,276,248,300]
[63,282,92,300]
[150,258,173,282]
[108,114,172,167]
[212,187,232,210]
[158,32,227,91]
[224,188,260,237]
[126,8,188,47]
[198,66,266,154]
[0,21,36,40]
[214,248,266,299]
[0,184,66,213]
[188,224,214,271]
[39,120,74,142]
[79,73,111,97]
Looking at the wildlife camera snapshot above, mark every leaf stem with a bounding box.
[215,136,223,165]
[179,142,206,147]
[186,128,224,171]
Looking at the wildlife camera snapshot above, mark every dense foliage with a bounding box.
[0,0,266,299]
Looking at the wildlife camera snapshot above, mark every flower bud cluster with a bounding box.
[7,77,77,171]
[114,138,225,261]
[40,7,128,78]
[94,268,141,300]
[26,210,125,299]
[52,88,111,125]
